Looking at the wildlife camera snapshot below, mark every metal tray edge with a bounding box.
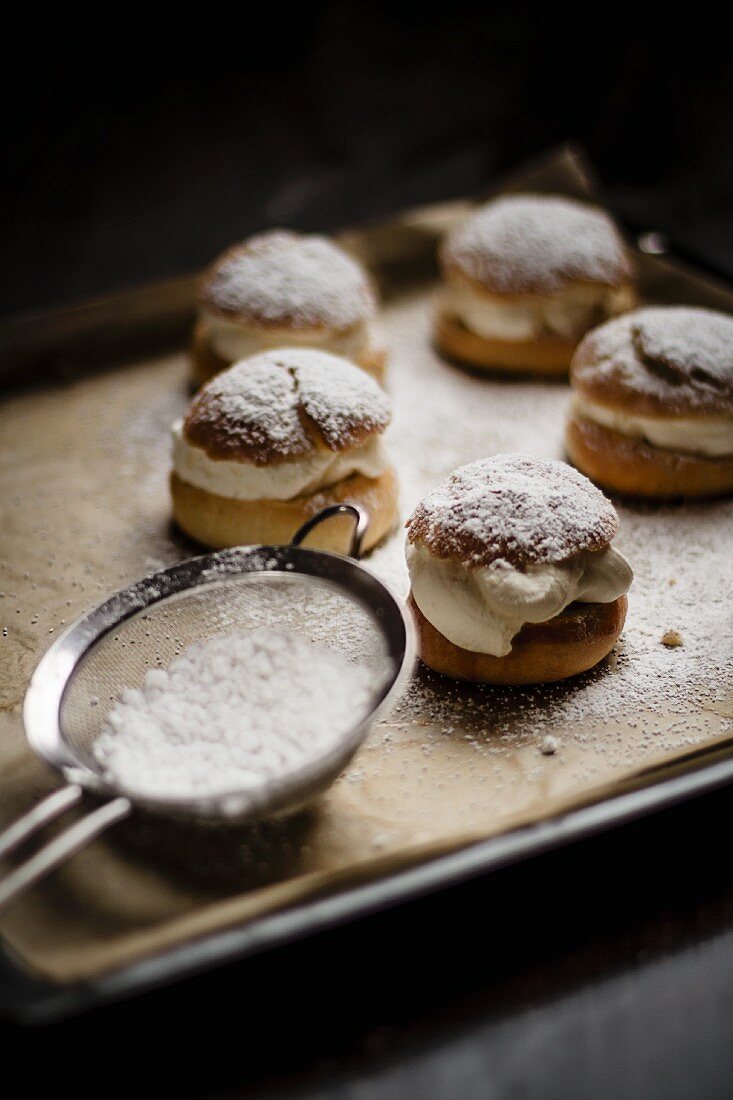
[4,734,733,1025]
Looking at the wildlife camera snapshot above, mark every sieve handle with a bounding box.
[0,786,131,913]
[290,504,369,559]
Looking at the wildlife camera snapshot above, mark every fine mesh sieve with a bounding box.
[0,505,414,912]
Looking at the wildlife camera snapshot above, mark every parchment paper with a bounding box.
[1,148,732,984]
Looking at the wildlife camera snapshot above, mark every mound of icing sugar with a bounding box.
[93,626,374,800]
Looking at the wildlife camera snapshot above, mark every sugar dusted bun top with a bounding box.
[572,306,733,418]
[440,194,632,297]
[406,454,618,568]
[199,230,377,331]
[184,349,391,466]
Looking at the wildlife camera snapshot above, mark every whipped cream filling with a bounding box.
[442,282,631,342]
[172,421,389,501]
[200,309,372,363]
[406,540,632,657]
[572,395,733,458]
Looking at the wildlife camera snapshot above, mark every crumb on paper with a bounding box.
[661,630,684,648]
[540,736,558,756]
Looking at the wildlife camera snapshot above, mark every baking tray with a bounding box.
[1,147,732,1024]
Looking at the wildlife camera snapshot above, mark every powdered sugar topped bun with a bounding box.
[406,454,618,567]
[184,348,391,465]
[572,306,733,417]
[200,231,377,331]
[441,194,632,297]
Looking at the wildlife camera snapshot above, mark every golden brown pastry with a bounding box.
[405,454,632,684]
[192,231,386,386]
[435,194,635,376]
[566,306,733,498]
[172,348,398,552]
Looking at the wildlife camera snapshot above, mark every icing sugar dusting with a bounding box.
[368,294,733,756]
[201,231,376,330]
[185,348,391,463]
[442,194,631,295]
[6,281,732,872]
[574,307,733,414]
[94,627,373,800]
[406,453,617,567]
[296,350,391,449]
[186,354,311,462]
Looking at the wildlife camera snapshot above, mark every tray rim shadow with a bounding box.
[5,736,733,1025]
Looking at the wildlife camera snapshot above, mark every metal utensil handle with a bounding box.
[290,504,369,559]
[0,787,131,913]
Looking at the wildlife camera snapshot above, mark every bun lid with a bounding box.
[440,194,632,297]
[572,306,733,417]
[406,453,619,568]
[184,348,391,465]
[199,230,376,332]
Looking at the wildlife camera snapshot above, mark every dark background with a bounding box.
[3,6,733,1098]
[3,5,733,316]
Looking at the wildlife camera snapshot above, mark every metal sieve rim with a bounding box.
[23,542,414,822]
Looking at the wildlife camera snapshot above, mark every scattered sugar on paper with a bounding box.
[368,295,733,765]
[93,627,374,800]
[111,291,733,796]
